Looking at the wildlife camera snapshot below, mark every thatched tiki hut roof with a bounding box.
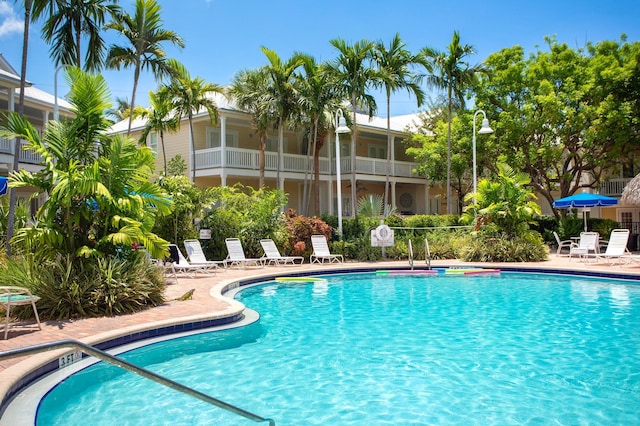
[621,173,640,205]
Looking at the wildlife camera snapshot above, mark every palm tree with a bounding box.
[37,0,121,71]
[163,61,223,182]
[328,38,378,218]
[227,68,275,189]
[372,33,427,214]
[259,47,305,191]
[5,0,36,254]
[138,88,179,175]
[0,68,171,259]
[105,0,184,134]
[104,96,145,123]
[421,31,483,214]
[294,56,342,216]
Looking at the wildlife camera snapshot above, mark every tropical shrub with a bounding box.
[283,209,333,259]
[0,252,164,320]
[460,164,548,262]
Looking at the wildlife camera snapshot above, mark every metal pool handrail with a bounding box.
[0,339,275,426]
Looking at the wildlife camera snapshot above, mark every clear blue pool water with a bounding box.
[36,272,640,425]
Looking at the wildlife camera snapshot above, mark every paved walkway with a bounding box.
[2,254,640,402]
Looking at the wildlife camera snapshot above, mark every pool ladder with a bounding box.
[0,339,275,425]
[408,238,431,270]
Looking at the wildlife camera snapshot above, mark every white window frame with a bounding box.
[368,143,386,160]
[148,132,158,156]
[206,127,238,148]
[266,135,288,152]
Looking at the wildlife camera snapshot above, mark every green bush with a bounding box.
[0,252,165,320]
[459,232,549,262]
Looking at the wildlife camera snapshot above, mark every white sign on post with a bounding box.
[199,229,211,239]
[371,224,394,247]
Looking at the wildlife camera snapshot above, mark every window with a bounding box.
[148,132,158,156]
[368,144,386,159]
[266,135,288,152]
[206,127,238,148]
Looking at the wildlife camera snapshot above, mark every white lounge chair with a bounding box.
[310,235,344,264]
[595,229,634,265]
[553,231,575,255]
[1,286,41,339]
[260,239,304,266]
[169,244,216,277]
[183,239,224,270]
[569,232,599,261]
[225,238,264,269]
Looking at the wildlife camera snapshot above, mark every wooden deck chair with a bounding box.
[224,238,264,269]
[310,235,344,264]
[1,286,41,339]
[260,239,304,266]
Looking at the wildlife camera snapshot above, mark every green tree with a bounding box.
[475,37,640,213]
[162,60,223,182]
[0,68,172,260]
[328,38,378,218]
[139,88,179,175]
[294,56,342,216]
[259,47,305,191]
[462,163,541,238]
[372,33,426,214]
[106,0,184,134]
[421,31,484,214]
[227,67,275,188]
[154,174,207,245]
[36,0,121,71]
[406,114,477,212]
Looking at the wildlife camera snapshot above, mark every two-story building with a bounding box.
[112,94,447,218]
[0,54,72,214]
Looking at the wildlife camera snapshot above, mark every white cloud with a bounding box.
[0,1,23,38]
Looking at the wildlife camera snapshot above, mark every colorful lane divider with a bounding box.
[376,268,500,276]
[275,277,328,283]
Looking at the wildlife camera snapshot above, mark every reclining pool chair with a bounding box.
[310,235,344,264]
[183,239,224,270]
[1,286,41,339]
[225,238,264,269]
[260,239,304,266]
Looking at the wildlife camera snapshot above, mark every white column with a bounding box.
[220,115,227,186]
[391,182,397,210]
[425,184,430,214]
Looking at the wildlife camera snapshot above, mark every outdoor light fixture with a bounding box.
[54,64,70,121]
[335,109,350,236]
[472,109,494,203]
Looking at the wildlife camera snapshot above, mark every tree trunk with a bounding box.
[7,0,33,255]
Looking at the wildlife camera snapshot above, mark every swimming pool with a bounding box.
[27,272,640,424]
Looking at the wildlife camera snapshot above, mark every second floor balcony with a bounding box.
[599,178,632,197]
[195,147,421,179]
[0,137,43,164]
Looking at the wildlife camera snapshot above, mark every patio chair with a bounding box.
[1,286,41,339]
[595,229,635,265]
[569,232,599,261]
[260,239,304,266]
[553,231,575,255]
[310,235,344,264]
[224,238,264,269]
[183,239,224,270]
[169,244,216,277]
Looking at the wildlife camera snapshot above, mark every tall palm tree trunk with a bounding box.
[127,66,141,135]
[7,0,33,255]
[446,88,452,215]
[160,131,167,175]
[351,96,358,218]
[384,91,392,215]
[259,135,266,188]
[189,113,196,182]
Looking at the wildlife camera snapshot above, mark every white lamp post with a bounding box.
[335,109,351,236]
[54,64,70,121]
[472,109,494,203]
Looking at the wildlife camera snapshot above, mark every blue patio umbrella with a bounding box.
[0,176,7,196]
[553,191,618,231]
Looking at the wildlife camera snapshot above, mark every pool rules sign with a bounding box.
[371,224,394,247]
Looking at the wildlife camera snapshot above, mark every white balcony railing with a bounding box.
[195,147,420,179]
[0,137,43,164]
[599,178,632,196]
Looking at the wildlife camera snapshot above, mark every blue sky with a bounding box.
[1,0,639,117]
